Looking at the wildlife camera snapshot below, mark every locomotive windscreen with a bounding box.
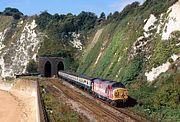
[112,83,125,88]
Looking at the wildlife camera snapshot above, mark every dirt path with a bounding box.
[0,79,38,122]
[10,91,37,122]
[0,90,21,122]
[84,28,104,55]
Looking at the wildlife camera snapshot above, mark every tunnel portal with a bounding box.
[44,61,51,77]
[57,61,64,71]
[38,57,64,77]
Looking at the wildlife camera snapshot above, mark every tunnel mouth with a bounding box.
[57,61,64,74]
[44,61,51,77]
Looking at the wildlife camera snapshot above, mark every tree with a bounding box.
[112,11,119,21]
[121,57,143,83]
[3,7,23,16]
[2,7,23,19]
[35,11,52,30]
[26,59,38,73]
[107,12,113,21]
[119,1,140,18]
[13,13,21,19]
[52,13,60,20]
[99,12,106,20]
[76,11,97,30]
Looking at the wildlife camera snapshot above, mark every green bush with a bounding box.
[121,57,143,83]
[149,32,180,69]
[141,0,178,15]
[153,84,180,108]
[26,59,38,73]
[2,7,23,19]
[130,73,180,121]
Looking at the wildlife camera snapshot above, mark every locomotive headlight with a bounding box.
[124,91,128,95]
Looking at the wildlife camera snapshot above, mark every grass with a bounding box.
[146,31,180,70]
[78,11,145,82]
[77,23,117,75]
[129,71,180,121]
[92,25,123,78]
[1,0,179,121]
[77,0,180,121]
[0,16,13,32]
[39,80,85,122]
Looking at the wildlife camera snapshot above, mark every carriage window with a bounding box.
[112,83,125,88]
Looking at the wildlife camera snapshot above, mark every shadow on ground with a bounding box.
[117,96,138,108]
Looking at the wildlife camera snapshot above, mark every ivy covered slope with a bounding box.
[77,0,180,121]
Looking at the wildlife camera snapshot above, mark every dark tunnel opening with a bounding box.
[44,61,52,77]
[57,61,64,74]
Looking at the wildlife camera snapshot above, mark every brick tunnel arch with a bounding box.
[57,61,64,74]
[38,57,64,77]
[44,61,52,77]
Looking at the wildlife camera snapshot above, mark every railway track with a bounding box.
[37,79,48,122]
[48,79,123,122]
[99,98,154,122]
[46,78,153,122]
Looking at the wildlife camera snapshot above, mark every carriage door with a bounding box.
[91,82,94,92]
[107,85,111,98]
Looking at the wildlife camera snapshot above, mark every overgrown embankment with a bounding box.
[77,0,180,121]
[0,0,180,121]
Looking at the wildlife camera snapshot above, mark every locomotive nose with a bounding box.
[113,88,128,100]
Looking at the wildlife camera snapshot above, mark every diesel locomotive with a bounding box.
[58,71,128,106]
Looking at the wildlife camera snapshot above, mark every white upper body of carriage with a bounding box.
[59,72,91,87]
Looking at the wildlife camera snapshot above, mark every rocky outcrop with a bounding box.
[0,19,43,78]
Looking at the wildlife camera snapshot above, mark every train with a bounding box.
[58,71,128,106]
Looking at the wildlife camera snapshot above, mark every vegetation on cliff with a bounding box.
[77,0,180,121]
[0,7,23,19]
[0,0,180,120]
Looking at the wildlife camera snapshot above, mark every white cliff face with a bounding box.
[145,54,180,82]
[144,14,157,32]
[162,0,180,40]
[0,28,9,50]
[130,14,158,60]
[0,19,43,78]
[131,0,180,60]
[70,32,82,50]
[130,0,180,82]
[0,32,5,50]
[145,62,171,82]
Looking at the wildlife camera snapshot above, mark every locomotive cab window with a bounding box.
[112,83,125,88]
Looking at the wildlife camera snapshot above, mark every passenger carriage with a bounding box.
[58,71,92,91]
[58,71,128,106]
